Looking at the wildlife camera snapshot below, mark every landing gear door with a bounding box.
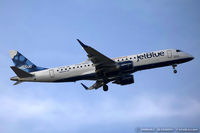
[49,69,55,78]
[167,50,172,58]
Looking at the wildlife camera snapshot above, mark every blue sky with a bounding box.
[0,0,200,133]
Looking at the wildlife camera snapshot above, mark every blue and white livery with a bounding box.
[10,39,194,91]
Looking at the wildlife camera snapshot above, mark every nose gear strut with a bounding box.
[172,64,177,74]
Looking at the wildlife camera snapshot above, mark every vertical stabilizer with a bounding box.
[9,50,47,72]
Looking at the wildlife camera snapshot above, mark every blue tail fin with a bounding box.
[9,50,47,72]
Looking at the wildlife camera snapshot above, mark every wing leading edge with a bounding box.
[77,39,116,70]
[77,39,117,90]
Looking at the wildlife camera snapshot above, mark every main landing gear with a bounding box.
[172,64,177,74]
[103,85,108,91]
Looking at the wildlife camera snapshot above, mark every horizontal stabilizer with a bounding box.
[13,81,23,85]
[10,66,33,78]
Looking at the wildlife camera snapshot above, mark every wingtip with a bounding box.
[77,39,83,45]
[81,83,89,90]
[77,39,88,48]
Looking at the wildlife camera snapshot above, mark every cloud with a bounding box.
[0,91,199,133]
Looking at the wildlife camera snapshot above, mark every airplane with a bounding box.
[9,39,194,91]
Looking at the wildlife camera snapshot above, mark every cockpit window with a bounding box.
[176,50,182,52]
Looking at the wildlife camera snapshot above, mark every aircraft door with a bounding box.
[49,69,55,78]
[167,50,172,58]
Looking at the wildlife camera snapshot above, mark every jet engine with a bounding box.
[100,61,134,77]
[117,61,134,72]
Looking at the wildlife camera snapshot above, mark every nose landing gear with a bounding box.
[172,64,177,74]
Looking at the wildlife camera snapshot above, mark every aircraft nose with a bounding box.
[187,55,194,61]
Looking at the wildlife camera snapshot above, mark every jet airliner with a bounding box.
[10,39,194,91]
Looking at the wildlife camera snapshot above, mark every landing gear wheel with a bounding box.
[172,64,177,74]
[103,85,108,91]
[174,69,177,74]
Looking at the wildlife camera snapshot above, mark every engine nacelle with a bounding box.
[117,61,134,72]
[113,75,134,85]
[102,61,134,77]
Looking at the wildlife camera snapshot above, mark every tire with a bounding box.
[174,70,177,74]
[103,85,108,91]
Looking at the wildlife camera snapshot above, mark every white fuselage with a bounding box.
[16,49,193,83]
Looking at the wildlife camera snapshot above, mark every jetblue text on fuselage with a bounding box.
[137,51,164,62]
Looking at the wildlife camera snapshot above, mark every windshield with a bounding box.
[176,50,182,52]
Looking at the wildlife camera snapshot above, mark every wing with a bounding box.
[77,39,118,90]
[77,39,116,73]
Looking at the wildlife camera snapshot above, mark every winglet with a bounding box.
[81,83,89,90]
